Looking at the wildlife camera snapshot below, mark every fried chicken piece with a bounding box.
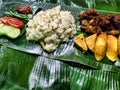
[85,25,102,34]
[98,17,110,27]
[112,14,120,29]
[79,9,120,35]
[79,9,99,20]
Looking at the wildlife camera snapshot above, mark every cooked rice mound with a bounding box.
[26,6,76,52]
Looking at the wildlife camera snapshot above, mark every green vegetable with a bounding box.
[0,23,20,39]
[19,24,27,37]
[4,11,28,23]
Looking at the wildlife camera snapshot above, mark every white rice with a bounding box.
[26,6,76,52]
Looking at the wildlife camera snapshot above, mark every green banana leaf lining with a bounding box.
[0,0,120,90]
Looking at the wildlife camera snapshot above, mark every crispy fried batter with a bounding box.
[106,35,118,62]
[85,34,97,52]
[74,34,88,53]
[118,35,120,57]
[94,33,107,61]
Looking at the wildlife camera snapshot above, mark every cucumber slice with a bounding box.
[0,23,20,39]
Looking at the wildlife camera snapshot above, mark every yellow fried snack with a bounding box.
[94,33,107,61]
[85,34,97,52]
[40,40,45,49]
[118,35,120,57]
[106,35,118,62]
[74,34,88,53]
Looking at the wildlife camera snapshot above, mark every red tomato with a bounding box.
[8,18,24,29]
[0,18,2,23]
[1,16,11,24]
[0,16,24,29]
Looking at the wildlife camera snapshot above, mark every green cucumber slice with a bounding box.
[0,23,20,39]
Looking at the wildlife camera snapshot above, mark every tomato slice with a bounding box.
[0,18,2,23]
[8,18,24,29]
[1,16,11,24]
[0,16,24,29]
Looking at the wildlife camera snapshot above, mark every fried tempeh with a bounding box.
[74,34,88,53]
[94,33,107,61]
[85,34,97,52]
[106,35,118,62]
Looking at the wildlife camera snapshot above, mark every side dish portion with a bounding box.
[16,6,32,14]
[74,33,120,62]
[0,16,24,39]
[26,6,76,52]
[74,9,120,62]
[79,9,120,35]
[0,23,20,39]
[94,33,107,61]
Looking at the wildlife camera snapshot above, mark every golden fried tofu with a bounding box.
[106,35,118,62]
[74,34,88,53]
[85,34,97,52]
[94,33,107,61]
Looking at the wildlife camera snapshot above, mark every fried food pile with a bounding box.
[74,9,120,62]
[74,33,120,62]
[79,9,120,35]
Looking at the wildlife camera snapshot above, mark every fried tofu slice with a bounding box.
[106,35,118,62]
[74,34,88,53]
[94,33,107,61]
[118,35,120,57]
[85,34,97,52]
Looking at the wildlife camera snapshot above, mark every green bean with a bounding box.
[4,11,29,22]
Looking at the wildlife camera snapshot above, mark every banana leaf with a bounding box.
[0,1,120,90]
[55,47,120,73]
[70,67,120,90]
[0,1,120,73]
[0,45,120,90]
[0,45,37,90]
[0,45,70,90]
[2,0,120,12]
